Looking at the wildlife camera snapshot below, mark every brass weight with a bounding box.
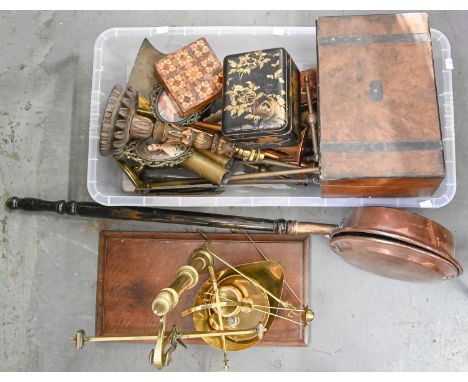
[152,248,214,316]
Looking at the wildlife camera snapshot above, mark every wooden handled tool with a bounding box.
[6,197,462,282]
[5,196,336,235]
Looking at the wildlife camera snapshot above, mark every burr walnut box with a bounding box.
[221,48,301,149]
[154,38,223,118]
[317,13,445,197]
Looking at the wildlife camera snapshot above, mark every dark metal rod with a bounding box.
[136,178,310,191]
[138,177,311,190]
[5,196,336,235]
[230,178,310,185]
[244,159,301,169]
[230,167,319,181]
[305,76,319,163]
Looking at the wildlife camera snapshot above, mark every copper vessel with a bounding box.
[329,207,462,282]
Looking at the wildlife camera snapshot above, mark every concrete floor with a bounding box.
[1,10,467,372]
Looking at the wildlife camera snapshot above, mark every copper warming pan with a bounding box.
[329,207,462,283]
[6,197,463,283]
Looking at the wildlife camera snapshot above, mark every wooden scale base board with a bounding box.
[96,231,310,346]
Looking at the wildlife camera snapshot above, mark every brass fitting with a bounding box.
[152,288,180,316]
[302,307,315,326]
[234,147,265,162]
[137,94,154,119]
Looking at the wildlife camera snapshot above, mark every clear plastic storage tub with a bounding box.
[88,26,455,208]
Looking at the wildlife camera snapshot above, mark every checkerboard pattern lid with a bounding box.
[154,37,223,117]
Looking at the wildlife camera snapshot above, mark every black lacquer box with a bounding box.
[221,48,301,149]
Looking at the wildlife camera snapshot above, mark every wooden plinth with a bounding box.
[96,231,310,347]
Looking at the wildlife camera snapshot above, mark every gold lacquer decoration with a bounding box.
[70,233,314,371]
[225,82,287,128]
[223,49,289,132]
[226,50,272,79]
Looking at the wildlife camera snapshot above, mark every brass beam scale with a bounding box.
[69,240,314,370]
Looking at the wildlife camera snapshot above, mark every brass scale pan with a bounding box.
[6,197,463,283]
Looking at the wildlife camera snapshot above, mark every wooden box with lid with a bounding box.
[221,48,302,149]
[153,37,223,118]
[317,13,445,197]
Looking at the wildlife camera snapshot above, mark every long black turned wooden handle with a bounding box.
[5,197,336,235]
[5,196,281,233]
